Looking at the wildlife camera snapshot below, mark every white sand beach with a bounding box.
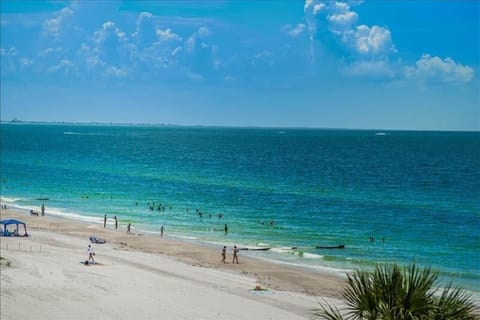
[1,209,344,320]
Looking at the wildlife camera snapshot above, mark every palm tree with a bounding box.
[313,264,478,320]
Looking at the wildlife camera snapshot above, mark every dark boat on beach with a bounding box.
[315,244,345,249]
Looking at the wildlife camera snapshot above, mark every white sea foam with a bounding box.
[170,234,198,240]
[6,202,103,225]
[270,247,295,254]
[299,252,324,259]
[252,255,350,277]
[0,196,22,203]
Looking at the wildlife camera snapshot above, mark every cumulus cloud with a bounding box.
[404,54,474,84]
[305,1,475,84]
[1,47,35,73]
[132,12,157,46]
[42,7,74,40]
[93,21,127,45]
[185,26,212,53]
[304,0,395,59]
[197,26,210,38]
[347,25,395,56]
[156,28,182,42]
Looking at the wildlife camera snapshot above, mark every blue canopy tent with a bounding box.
[0,219,29,237]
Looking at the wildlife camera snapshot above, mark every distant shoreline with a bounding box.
[1,121,478,133]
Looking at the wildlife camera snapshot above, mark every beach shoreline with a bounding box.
[1,208,345,319]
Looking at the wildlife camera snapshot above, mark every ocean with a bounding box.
[1,123,479,294]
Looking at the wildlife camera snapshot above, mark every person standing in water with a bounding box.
[224,224,228,235]
[127,222,131,234]
[104,214,107,228]
[41,203,45,216]
[160,225,164,237]
[114,216,118,230]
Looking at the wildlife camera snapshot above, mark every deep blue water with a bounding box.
[1,124,479,292]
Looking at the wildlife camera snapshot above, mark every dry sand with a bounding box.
[1,209,345,320]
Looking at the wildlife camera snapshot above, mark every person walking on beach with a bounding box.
[160,225,164,237]
[87,245,95,264]
[114,216,118,230]
[232,245,239,264]
[41,203,45,216]
[127,222,131,234]
[221,245,227,263]
[104,214,107,228]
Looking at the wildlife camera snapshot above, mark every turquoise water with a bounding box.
[1,124,479,292]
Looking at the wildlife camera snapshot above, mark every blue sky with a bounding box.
[1,0,479,130]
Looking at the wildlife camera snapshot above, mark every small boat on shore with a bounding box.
[315,244,345,249]
[239,247,271,251]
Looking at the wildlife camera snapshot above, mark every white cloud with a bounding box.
[304,0,395,59]
[185,26,212,53]
[404,54,474,84]
[8,47,18,56]
[132,12,157,46]
[282,24,306,37]
[197,26,210,38]
[1,47,18,57]
[348,25,395,56]
[42,7,74,40]
[105,66,129,77]
[47,59,74,73]
[172,47,182,56]
[313,3,327,14]
[301,0,475,84]
[93,21,127,45]
[344,60,396,78]
[156,28,182,42]
[328,11,358,28]
[19,58,33,66]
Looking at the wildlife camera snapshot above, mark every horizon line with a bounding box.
[1,120,479,133]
